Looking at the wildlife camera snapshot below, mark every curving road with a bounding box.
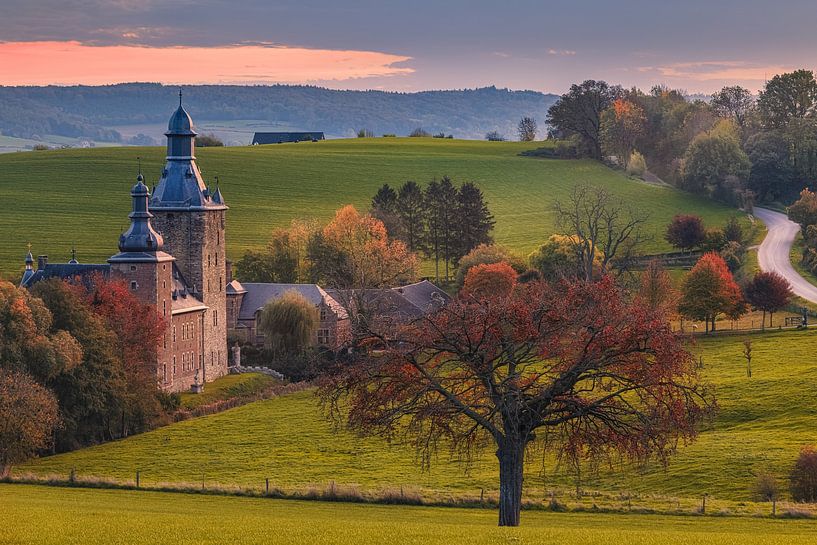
[754,207,817,304]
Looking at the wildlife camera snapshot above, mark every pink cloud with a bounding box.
[0,40,414,85]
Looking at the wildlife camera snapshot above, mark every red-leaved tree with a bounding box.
[319,277,712,526]
[461,261,517,298]
[77,274,167,435]
[665,214,706,252]
[744,271,793,329]
[679,252,745,332]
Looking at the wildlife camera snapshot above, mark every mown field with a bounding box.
[19,329,817,507]
[0,138,742,278]
[2,484,816,545]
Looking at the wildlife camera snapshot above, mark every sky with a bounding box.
[1,0,817,94]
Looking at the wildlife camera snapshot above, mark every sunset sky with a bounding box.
[2,0,817,94]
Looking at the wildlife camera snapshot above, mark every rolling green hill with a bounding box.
[3,484,816,545]
[0,139,741,279]
[19,329,817,505]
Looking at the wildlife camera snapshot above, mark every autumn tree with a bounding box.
[257,290,319,356]
[637,259,677,315]
[744,271,793,329]
[461,261,517,298]
[547,80,621,159]
[665,214,706,252]
[517,116,537,141]
[320,277,711,526]
[0,280,82,383]
[678,252,745,332]
[0,369,60,477]
[790,445,817,502]
[681,122,750,195]
[600,98,646,166]
[528,234,589,280]
[553,184,648,280]
[456,244,525,287]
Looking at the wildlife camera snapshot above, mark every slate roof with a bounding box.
[252,132,325,145]
[237,283,346,321]
[21,263,110,288]
[392,280,450,314]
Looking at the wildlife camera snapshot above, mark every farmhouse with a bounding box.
[251,132,325,144]
[226,279,449,350]
[21,95,229,393]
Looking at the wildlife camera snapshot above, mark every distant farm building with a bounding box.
[252,132,325,145]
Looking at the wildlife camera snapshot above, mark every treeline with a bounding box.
[547,70,817,206]
[0,276,171,475]
[235,178,494,285]
[0,84,556,142]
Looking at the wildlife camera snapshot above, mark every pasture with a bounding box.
[0,138,741,278]
[2,484,816,545]
[18,329,817,508]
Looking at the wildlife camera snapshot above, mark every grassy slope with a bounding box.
[0,139,740,278]
[20,329,817,504]
[3,484,816,545]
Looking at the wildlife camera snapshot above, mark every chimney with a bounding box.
[37,255,48,270]
[225,260,233,285]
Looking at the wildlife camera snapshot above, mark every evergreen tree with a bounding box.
[424,177,460,281]
[424,180,444,282]
[396,181,426,252]
[455,181,494,262]
[370,184,401,239]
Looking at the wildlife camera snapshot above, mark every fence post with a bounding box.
[701,493,707,514]
[69,468,76,484]
[480,488,484,505]
[265,478,269,495]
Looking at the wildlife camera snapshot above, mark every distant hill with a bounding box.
[0,84,558,145]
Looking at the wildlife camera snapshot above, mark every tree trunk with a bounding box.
[0,463,10,479]
[761,310,766,331]
[497,441,525,527]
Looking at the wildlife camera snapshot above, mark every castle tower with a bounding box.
[109,174,176,385]
[149,93,228,381]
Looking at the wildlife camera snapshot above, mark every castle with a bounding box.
[21,95,229,393]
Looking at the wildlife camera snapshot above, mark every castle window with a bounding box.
[318,329,330,345]
[130,281,138,291]
[163,264,167,271]
[163,300,167,317]
[213,310,218,326]
[320,307,327,321]
[172,326,176,343]
[172,356,176,375]
[163,333,167,350]
[162,364,167,382]
[130,265,137,272]
[208,254,211,267]
[219,276,223,290]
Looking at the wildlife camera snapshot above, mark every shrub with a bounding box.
[196,133,224,147]
[625,150,647,177]
[356,129,374,138]
[485,131,505,141]
[665,214,706,251]
[32,144,50,151]
[754,472,780,502]
[790,445,817,502]
[409,128,430,137]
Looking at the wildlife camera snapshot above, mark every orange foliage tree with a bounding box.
[0,369,60,477]
[320,277,712,527]
[462,261,517,298]
[678,252,745,332]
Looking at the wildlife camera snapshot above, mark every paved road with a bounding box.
[754,207,817,304]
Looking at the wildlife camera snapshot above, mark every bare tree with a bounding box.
[517,116,537,141]
[553,184,649,280]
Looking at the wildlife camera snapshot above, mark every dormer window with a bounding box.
[130,281,138,290]
[130,265,137,272]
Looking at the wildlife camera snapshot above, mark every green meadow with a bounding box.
[2,484,816,545]
[0,138,741,278]
[19,329,817,507]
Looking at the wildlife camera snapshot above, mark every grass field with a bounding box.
[18,329,817,507]
[0,138,743,278]
[2,484,816,545]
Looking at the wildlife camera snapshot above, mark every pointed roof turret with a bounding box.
[21,244,35,286]
[149,94,227,211]
[110,173,174,265]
